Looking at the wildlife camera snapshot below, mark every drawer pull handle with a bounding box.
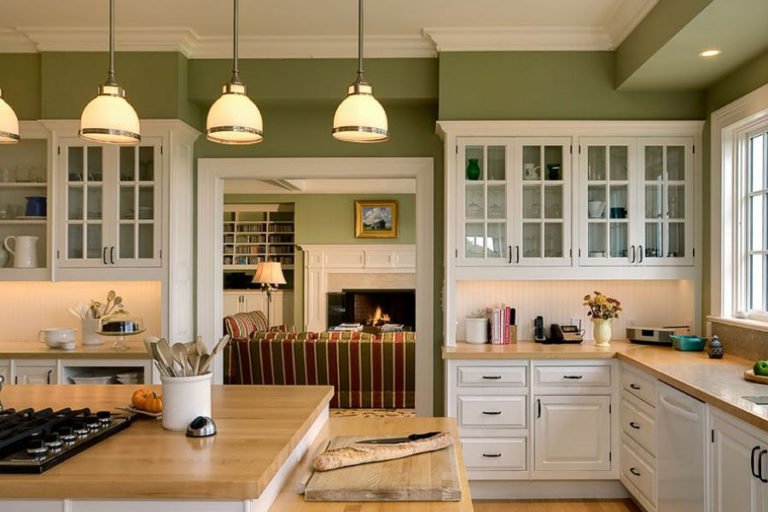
[630,383,641,390]
[629,467,641,477]
[482,376,502,380]
[563,375,583,379]
[482,411,502,415]
[482,453,502,458]
[629,421,640,430]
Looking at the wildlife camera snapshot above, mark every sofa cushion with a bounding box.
[224,311,268,339]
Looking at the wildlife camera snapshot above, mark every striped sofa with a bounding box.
[223,324,415,409]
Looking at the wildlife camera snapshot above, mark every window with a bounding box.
[746,130,768,317]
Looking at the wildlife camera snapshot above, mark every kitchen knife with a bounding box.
[358,431,440,444]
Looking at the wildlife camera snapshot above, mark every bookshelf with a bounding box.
[222,203,295,271]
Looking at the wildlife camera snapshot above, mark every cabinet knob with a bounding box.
[629,421,640,430]
[630,383,641,390]
[482,453,502,458]
[482,375,502,380]
[563,375,583,380]
[481,411,502,416]
[629,467,641,477]
[102,247,108,265]
[752,446,761,479]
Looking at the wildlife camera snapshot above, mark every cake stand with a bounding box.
[96,329,146,351]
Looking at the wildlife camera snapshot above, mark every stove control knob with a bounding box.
[44,433,63,449]
[73,422,89,436]
[26,439,47,456]
[59,426,76,442]
[85,415,100,430]
[96,411,112,424]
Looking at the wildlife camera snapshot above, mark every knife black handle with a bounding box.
[408,431,440,441]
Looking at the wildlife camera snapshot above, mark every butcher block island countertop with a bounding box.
[0,384,333,501]
[442,339,639,359]
[0,340,149,359]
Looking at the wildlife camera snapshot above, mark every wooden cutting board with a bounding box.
[304,435,461,502]
[744,369,768,384]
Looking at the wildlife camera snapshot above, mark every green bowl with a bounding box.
[671,335,707,351]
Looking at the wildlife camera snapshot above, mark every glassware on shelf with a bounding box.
[466,158,481,181]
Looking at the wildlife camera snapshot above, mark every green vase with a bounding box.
[466,159,481,180]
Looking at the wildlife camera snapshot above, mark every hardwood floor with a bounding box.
[472,500,641,512]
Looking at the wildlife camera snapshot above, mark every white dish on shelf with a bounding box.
[71,375,114,385]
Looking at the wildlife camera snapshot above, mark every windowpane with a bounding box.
[752,195,764,251]
[749,254,765,312]
[746,131,768,315]
[751,134,765,192]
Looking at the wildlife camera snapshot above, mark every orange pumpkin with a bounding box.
[131,388,163,413]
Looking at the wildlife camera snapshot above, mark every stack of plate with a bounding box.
[116,371,142,385]
[70,375,114,385]
[39,328,76,350]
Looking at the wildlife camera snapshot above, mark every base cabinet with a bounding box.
[13,361,56,385]
[533,395,611,472]
[710,408,768,512]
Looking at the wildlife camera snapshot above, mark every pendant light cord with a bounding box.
[356,0,365,82]
[232,0,241,84]
[107,0,116,85]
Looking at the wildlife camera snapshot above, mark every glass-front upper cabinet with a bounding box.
[457,139,512,265]
[57,138,162,269]
[638,138,694,266]
[514,138,572,266]
[579,138,635,266]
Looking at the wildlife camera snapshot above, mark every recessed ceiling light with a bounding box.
[699,49,721,58]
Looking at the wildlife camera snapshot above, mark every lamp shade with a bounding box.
[79,84,141,145]
[332,83,389,143]
[0,88,20,144]
[206,83,263,145]
[252,261,286,286]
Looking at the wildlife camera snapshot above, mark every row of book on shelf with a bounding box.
[488,305,517,345]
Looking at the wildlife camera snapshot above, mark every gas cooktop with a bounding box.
[0,407,134,474]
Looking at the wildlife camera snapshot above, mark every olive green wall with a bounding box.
[438,52,705,120]
[0,54,41,120]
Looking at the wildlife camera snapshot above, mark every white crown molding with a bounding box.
[422,26,614,52]
[17,27,199,56]
[0,29,37,53]
[602,0,660,48]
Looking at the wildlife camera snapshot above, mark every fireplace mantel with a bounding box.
[299,244,416,332]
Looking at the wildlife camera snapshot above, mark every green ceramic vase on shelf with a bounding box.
[466,159,481,180]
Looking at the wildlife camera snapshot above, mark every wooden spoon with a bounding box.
[156,338,177,377]
[172,343,189,377]
[150,342,173,377]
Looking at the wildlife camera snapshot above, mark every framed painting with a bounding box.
[354,200,398,238]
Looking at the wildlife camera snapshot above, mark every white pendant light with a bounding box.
[79,0,140,145]
[206,0,263,145]
[332,0,388,143]
[0,88,20,144]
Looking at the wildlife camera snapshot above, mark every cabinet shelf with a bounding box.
[0,219,46,225]
[0,182,47,188]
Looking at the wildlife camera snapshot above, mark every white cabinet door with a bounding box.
[223,292,244,316]
[710,410,767,512]
[14,363,56,384]
[534,395,611,472]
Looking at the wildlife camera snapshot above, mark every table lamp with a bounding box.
[252,261,286,326]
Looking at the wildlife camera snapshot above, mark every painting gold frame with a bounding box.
[354,200,399,238]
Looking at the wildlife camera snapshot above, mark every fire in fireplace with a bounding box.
[327,289,415,331]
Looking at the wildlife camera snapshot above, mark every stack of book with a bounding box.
[489,305,517,345]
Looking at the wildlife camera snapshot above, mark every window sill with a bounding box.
[707,315,768,334]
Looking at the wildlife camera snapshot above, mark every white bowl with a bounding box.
[40,328,77,343]
[59,341,76,351]
[71,375,114,385]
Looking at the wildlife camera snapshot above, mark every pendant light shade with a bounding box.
[0,89,20,144]
[206,0,263,145]
[79,0,140,145]
[332,0,388,143]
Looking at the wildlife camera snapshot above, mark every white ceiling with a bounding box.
[0,0,658,57]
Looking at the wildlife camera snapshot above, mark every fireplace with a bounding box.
[327,289,415,331]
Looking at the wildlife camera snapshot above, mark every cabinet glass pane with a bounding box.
[523,186,541,219]
[486,223,506,258]
[465,185,484,220]
[645,223,663,258]
[120,186,135,220]
[544,185,563,219]
[751,195,765,251]
[138,187,154,219]
[139,146,155,181]
[523,223,541,258]
[523,146,541,181]
[588,186,607,219]
[86,186,102,220]
[609,146,628,181]
[544,223,563,258]
[668,184,685,219]
[87,147,103,182]
[67,224,83,259]
[139,224,154,259]
[588,223,606,257]
[544,146,562,181]
[667,146,685,180]
[668,223,685,258]
[609,223,628,258]
[68,187,83,220]
[751,135,765,191]
[645,146,663,181]
[68,147,84,182]
[487,185,506,219]
[86,224,102,259]
[487,146,505,181]
[120,224,134,259]
[465,146,484,181]
[609,185,628,219]
[645,185,663,219]
[588,146,606,181]
[465,223,484,258]
[120,147,135,181]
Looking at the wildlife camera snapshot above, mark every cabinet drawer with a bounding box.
[534,365,611,387]
[621,433,656,507]
[462,438,526,470]
[458,366,527,387]
[458,396,527,428]
[621,365,656,406]
[621,392,656,457]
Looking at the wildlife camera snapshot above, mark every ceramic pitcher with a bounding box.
[4,235,39,268]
